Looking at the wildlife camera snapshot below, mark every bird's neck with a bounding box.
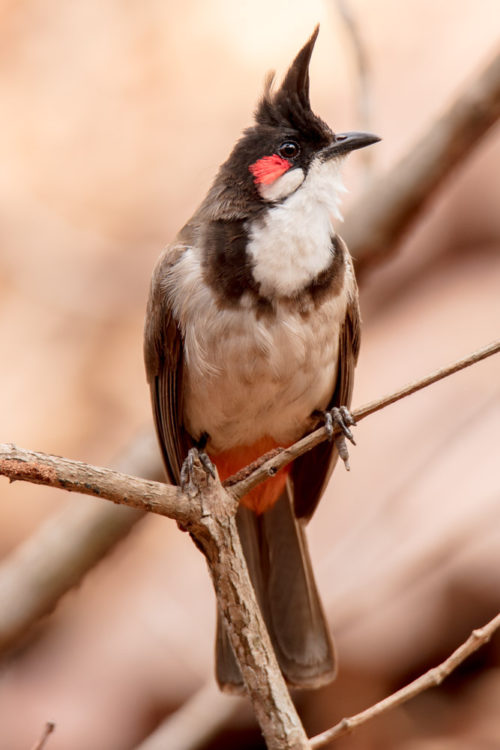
[246,159,345,299]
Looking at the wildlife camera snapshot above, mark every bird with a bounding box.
[144,26,380,692]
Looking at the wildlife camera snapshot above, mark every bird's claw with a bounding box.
[180,447,216,493]
[325,406,356,443]
[320,406,357,471]
[199,451,216,479]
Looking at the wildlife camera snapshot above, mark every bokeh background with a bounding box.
[0,1,499,748]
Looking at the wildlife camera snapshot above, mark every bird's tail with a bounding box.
[216,484,336,691]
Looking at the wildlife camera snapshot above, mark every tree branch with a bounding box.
[183,465,311,750]
[0,462,310,748]
[0,339,498,749]
[30,722,55,750]
[133,486,500,750]
[0,445,187,521]
[229,339,500,501]
[344,48,500,276]
[310,612,500,747]
[1,340,497,509]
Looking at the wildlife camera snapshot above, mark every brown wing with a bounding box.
[292,283,360,520]
[144,243,192,484]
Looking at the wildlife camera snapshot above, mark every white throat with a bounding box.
[246,157,346,298]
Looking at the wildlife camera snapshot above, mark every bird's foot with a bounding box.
[317,406,356,471]
[180,446,216,494]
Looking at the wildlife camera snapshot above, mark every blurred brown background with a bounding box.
[0,1,499,748]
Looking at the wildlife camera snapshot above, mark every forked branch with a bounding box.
[0,338,499,750]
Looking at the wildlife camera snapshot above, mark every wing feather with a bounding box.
[144,243,192,484]
[292,255,360,520]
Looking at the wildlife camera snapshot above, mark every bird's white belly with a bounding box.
[183,293,345,453]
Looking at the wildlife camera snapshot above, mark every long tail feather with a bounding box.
[216,485,336,691]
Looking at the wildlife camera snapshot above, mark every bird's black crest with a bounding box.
[255,26,330,140]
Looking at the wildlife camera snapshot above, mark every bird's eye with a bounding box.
[278,141,300,159]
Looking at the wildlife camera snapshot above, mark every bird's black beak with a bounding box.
[320,131,381,160]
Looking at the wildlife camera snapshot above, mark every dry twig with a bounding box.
[132,491,500,750]
[310,612,500,747]
[1,339,498,749]
[230,339,500,500]
[30,722,55,750]
[178,466,310,750]
[0,463,308,749]
[1,340,497,511]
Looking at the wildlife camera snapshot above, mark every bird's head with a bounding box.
[204,26,380,220]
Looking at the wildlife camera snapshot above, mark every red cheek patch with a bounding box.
[249,154,291,185]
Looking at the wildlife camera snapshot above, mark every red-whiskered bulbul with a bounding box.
[144,26,379,692]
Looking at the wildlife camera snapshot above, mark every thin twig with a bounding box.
[0,339,495,509]
[230,339,500,500]
[0,339,498,750]
[1,339,498,511]
[133,489,500,750]
[354,338,500,420]
[344,47,500,277]
[30,722,55,750]
[0,340,498,513]
[310,612,500,747]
